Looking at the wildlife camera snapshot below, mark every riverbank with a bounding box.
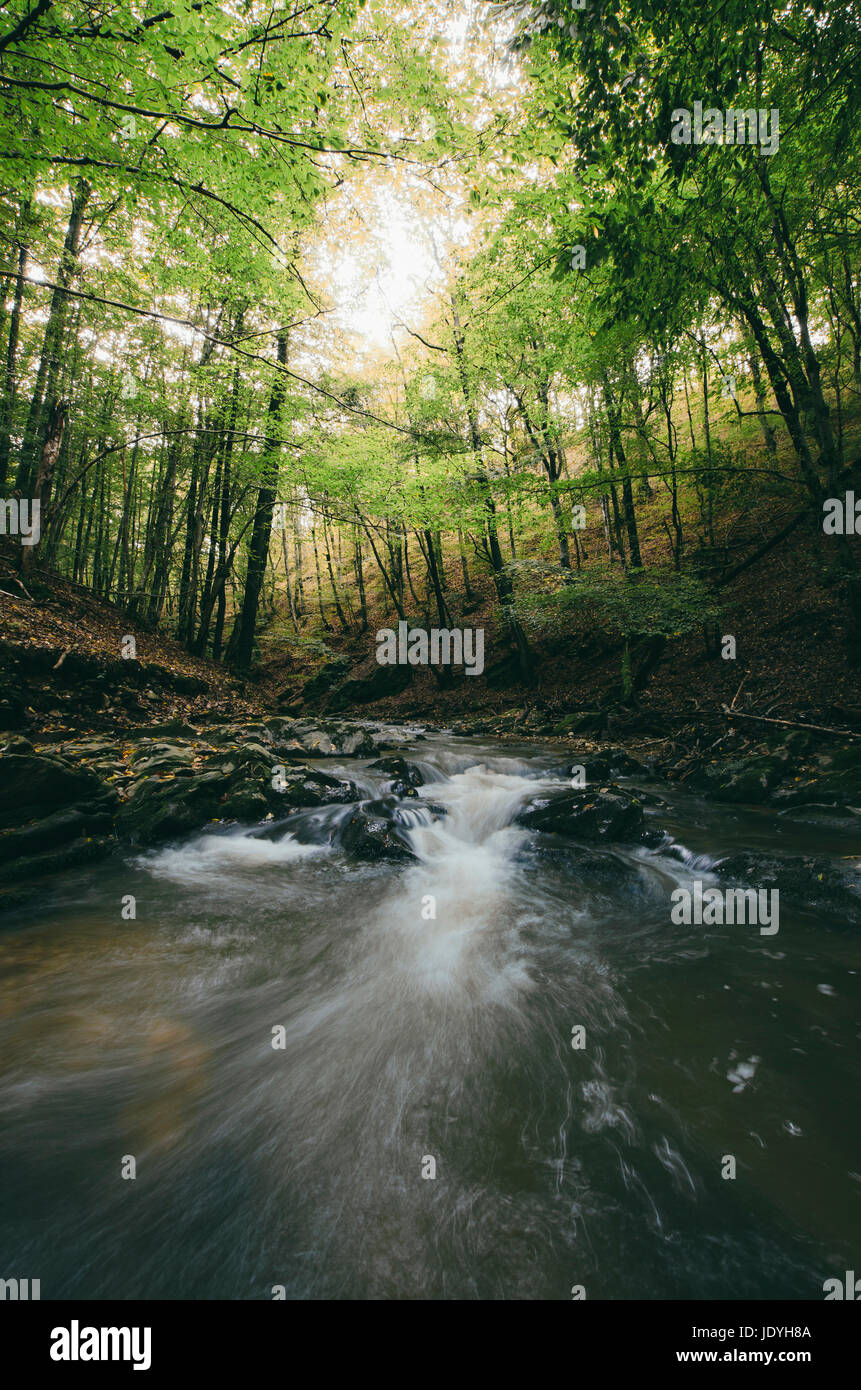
[3,555,861,915]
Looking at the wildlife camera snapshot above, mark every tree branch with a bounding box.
[0,0,53,55]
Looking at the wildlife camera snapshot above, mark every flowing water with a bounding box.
[1,729,860,1300]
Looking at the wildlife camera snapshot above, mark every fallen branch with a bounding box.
[720,704,861,740]
[729,670,750,711]
[0,573,35,602]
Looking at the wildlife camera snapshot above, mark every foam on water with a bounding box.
[145,827,329,886]
[352,765,545,1002]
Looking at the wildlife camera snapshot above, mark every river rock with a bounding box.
[218,785,271,823]
[230,741,278,770]
[771,761,861,808]
[272,737,316,759]
[369,756,425,788]
[129,740,196,766]
[295,728,339,756]
[205,723,274,748]
[267,719,379,758]
[54,736,121,760]
[523,841,661,908]
[116,769,228,844]
[516,786,648,843]
[127,720,202,739]
[339,798,416,861]
[278,770,359,809]
[688,755,788,804]
[578,748,644,779]
[0,805,115,865]
[714,851,861,926]
[1,736,35,755]
[337,729,378,757]
[0,753,107,831]
[2,834,115,884]
[132,751,198,777]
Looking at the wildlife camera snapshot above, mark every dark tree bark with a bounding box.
[451,290,533,679]
[16,179,90,495]
[234,333,288,669]
[21,398,68,572]
[0,211,30,489]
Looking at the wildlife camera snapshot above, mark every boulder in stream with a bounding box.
[339,798,417,862]
[116,770,227,844]
[516,786,649,843]
[714,852,861,927]
[369,756,426,793]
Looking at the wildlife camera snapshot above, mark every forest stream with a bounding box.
[1,728,859,1300]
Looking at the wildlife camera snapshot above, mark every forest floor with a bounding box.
[259,511,861,739]
[0,541,271,735]
[2,512,860,746]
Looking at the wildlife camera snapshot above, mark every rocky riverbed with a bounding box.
[2,712,860,923]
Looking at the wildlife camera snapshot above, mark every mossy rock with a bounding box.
[116,770,227,844]
[0,753,106,830]
[693,756,787,804]
[553,710,606,736]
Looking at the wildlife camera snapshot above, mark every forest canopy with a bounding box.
[1,0,860,698]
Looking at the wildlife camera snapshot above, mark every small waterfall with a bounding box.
[368,765,545,1003]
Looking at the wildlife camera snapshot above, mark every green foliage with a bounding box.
[523,566,722,641]
[1,0,859,679]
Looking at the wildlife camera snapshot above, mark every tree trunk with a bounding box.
[311,515,332,629]
[234,333,288,669]
[0,220,29,489]
[354,523,367,631]
[21,398,68,573]
[450,291,532,681]
[323,508,349,631]
[15,179,90,495]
